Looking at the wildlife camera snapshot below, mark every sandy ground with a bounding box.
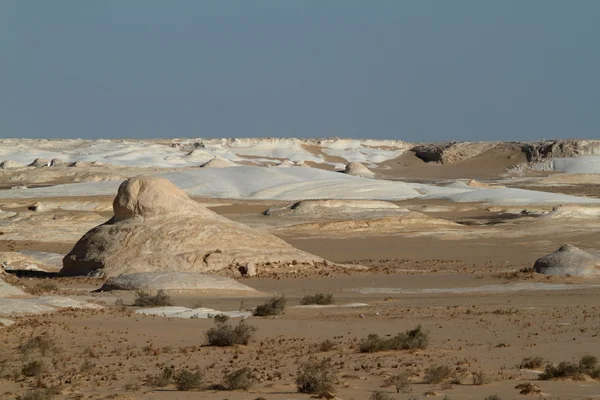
[2,144,600,399]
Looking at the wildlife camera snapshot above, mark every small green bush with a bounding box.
[296,359,337,394]
[253,296,286,316]
[133,290,172,307]
[300,293,334,305]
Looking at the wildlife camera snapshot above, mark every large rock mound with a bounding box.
[524,140,600,162]
[342,162,375,178]
[60,176,323,277]
[533,245,600,276]
[411,142,499,164]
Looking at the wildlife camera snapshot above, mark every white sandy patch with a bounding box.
[136,306,252,319]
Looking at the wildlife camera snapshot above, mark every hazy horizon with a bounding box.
[2,1,599,142]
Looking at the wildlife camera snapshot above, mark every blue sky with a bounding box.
[2,1,599,141]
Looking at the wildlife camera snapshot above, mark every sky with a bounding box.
[2,1,599,142]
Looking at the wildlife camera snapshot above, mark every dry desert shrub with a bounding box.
[253,295,286,316]
[16,387,60,400]
[24,282,59,295]
[300,293,334,305]
[222,367,254,390]
[296,359,337,394]
[484,395,501,400]
[319,339,337,352]
[133,290,172,307]
[370,391,393,400]
[359,325,429,353]
[19,335,54,356]
[515,382,542,395]
[519,356,544,369]
[174,368,203,391]
[423,364,452,384]
[472,370,490,385]
[206,319,256,346]
[145,365,175,387]
[539,355,600,380]
[384,371,411,393]
[22,360,44,377]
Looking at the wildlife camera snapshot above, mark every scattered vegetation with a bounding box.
[359,325,429,353]
[472,370,489,385]
[370,392,393,400]
[22,360,44,377]
[484,395,501,400]
[319,339,337,352]
[133,290,172,307]
[146,366,175,387]
[222,367,254,390]
[213,313,230,324]
[16,387,60,400]
[206,319,256,346]
[539,355,600,380]
[423,364,453,384]
[174,368,203,391]
[18,335,54,356]
[300,293,334,305]
[23,282,59,295]
[296,359,337,394]
[519,356,544,370]
[253,295,286,316]
[115,298,126,311]
[515,382,541,395]
[384,371,411,393]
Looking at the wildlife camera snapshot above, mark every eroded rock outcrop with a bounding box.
[60,176,323,277]
[342,162,375,178]
[533,244,600,276]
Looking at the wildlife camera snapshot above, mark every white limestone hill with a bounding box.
[60,176,324,277]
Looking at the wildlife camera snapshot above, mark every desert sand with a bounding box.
[1,138,600,400]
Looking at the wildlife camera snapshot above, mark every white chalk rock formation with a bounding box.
[343,162,375,178]
[263,199,403,218]
[29,158,50,167]
[0,160,24,169]
[99,271,257,293]
[0,277,26,298]
[200,156,235,168]
[541,205,600,220]
[533,245,600,276]
[60,176,323,277]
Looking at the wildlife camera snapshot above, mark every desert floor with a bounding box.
[1,140,600,399]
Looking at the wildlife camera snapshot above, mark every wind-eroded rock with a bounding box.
[533,244,600,276]
[61,176,323,277]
